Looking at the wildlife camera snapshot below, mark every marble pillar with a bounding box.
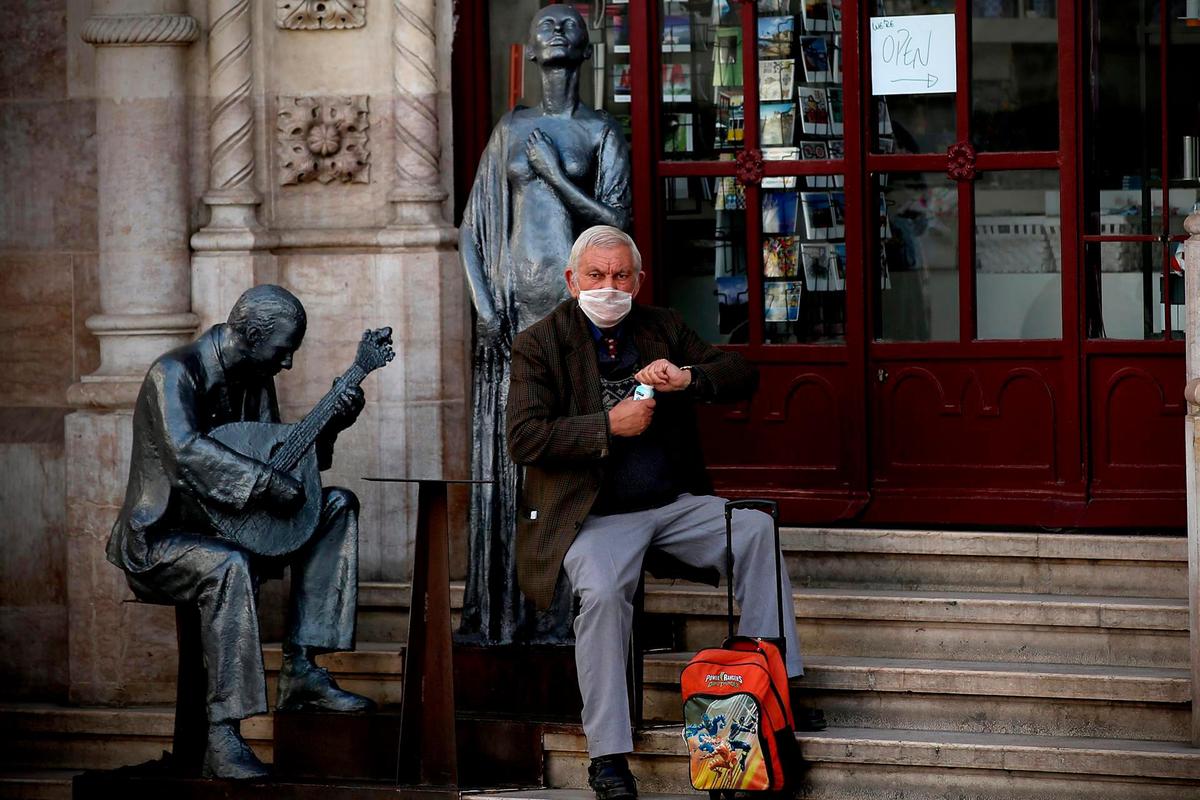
[190,0,278,333]
[388,0,448,226]
[1184,209,1200,745]
[67,1,199,705]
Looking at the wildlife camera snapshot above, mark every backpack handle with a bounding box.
[723,499,785,652]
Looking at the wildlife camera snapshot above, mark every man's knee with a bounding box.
[576,578,634,618]
[734,509,775,557]
[202,547,254,599]
[322,486,360,517]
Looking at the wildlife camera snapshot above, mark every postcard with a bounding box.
[830,191,846,237]
[829,243,847,290]
[830,0,843,31]
[802,0,831,32]
[801,243,833,290]
[664,113,694,154]
[801,191,834,239]
[612,63,632,103]
[758,0,790,14]
[713,0,739,25]
[716,89,745,148]
[765,281,803,323]
[762,192,799,235]
[662,15,692,52]
[800,140,832,188]
[759,59,795,102]
[763,147,800,189]
[716,175,746,211]
[758,16,794,59]
[663,62,692,102]
[827,87,844,135]
[763,235,800,278]
[608,7,629,53]
[878,99,893,135]
[716,275,749,334]
[831,34,843,82]
[798,86,830,135]
[827,138,845,185]
[800,36,831,82]
[712,26,743,87]
[760,101,796,146]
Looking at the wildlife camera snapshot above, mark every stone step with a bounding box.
[641,654,1190,741]
[781,528,1187,598]
[544,727,1200,800]
[0,705,273,772]
[0,771,77,800]
[260,644,1192,743]
[655,587,1189,668]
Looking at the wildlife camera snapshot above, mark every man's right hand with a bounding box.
[265,469,305,513]
[608,397,655,437]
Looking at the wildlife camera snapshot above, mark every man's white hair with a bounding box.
[567,225,642,274]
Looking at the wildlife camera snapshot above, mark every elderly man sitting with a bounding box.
[506,226,806,800]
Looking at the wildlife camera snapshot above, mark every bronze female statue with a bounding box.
[458,4,632,643]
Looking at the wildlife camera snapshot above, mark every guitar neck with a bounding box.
[270,364,368,472]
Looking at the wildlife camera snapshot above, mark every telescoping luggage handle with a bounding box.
[723,499,786,657]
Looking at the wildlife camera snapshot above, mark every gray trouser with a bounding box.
[126,487,360,723]
[562,493,803,758]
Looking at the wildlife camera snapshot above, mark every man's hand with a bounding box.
[634,359,692,392]
[265,469,305,513]
[525,129,564,185]
[608,396,655,437]
[328,383,366,433]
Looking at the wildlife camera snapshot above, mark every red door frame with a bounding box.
[450,0,1187,530]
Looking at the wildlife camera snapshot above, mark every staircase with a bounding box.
[3,528,1198,799]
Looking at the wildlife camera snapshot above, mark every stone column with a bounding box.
[389,0,448,225]
[190,0,278,332]
[66,1,199,705]
[1185,209,1200,745]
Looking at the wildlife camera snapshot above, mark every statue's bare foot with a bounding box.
[276,653,375,713]
[202,721,269,780]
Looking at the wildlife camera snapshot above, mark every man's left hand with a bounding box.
[635,359,692,392]
[329,383,366,432]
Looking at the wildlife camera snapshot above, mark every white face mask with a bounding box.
[577,287,633,329]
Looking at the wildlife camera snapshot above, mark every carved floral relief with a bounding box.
[276,0,366,30]
[276,96,371,186]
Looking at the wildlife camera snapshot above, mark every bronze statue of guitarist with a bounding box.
[107,284,394,780]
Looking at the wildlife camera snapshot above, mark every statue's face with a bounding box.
[247,317,305,377]
[528,6,591,66]
[566,244,642,298]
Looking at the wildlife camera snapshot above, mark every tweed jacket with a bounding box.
[507,299,758,608]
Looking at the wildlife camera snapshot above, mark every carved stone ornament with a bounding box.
[277,0,366,30]
[946,141,978,182]
[81,13,200,46]
[735,147,765,186]
[277,96,371,186]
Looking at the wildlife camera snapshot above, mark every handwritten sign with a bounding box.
[870,14,956,96]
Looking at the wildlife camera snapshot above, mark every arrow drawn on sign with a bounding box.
[891,74,939,88]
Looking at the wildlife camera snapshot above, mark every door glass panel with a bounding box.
[971,2,1058,151]
[875,171,959,341]
[1085,241,1180,340]
[1167,2,1200,234]
[1082,0,1162,235]
[871,1,956,153]
[975,170,1062,339]
[762,179,848,343]
[662,176,749,344]
[660,1,746,159]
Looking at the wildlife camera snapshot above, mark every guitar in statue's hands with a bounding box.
[202,327,395,558]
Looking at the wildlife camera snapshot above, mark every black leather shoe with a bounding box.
[587,754,638,800]
[795,707,826,731]
[202,722,269,780]
[277,657,376,713]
